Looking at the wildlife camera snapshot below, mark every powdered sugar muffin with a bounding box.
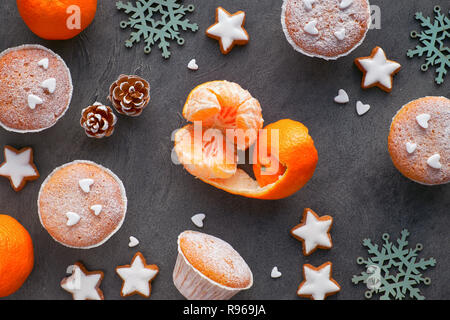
[0,44,72,132]
[388,97,449,185]
[38,160,127,249]
[173,231,253,300]
[281,0,371,60]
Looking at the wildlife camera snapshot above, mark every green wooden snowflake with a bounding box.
[407,5,450,84]
[116,0,198,58]
[352,229,436,300]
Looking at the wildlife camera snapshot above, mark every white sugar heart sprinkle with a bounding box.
[406,142,417,154]
[191,213,206,228]
[128,236,140,248]
[416,113,431,129]
[339,0,353,10]
[334,89,349,104]
[79,178,94,193]
[356,101,370,116]
[427,154,442,169]
[303,0,316,11]
[38,58,49,70]
[90,204,102,216]
[28,94,43,110]
[304,20,319,35]
[40,78,56,94]
[187,59,198,70]
[66,212,81,227]
[334,28,346,41]
[271,266,282,278]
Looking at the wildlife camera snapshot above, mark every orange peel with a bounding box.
[175,81,318,200]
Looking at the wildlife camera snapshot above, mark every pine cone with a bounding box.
[80,102,117,138]
[108,74,150,117]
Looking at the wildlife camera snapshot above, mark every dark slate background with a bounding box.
[1,0,448,300]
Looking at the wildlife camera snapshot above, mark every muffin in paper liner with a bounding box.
[0,44,73,133]
[38,160,127,249]
[173,231,253,300]
[281,0,371,60]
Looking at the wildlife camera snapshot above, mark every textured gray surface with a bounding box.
[1,0,448,300]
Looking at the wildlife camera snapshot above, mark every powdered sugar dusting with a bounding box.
[281,0,370,59]
[389,97,449,185]
[38,160,127,249]
[0,44,72,133]
[179,231,253,289]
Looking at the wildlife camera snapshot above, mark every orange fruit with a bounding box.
[0,215,34,298]
[182,81,264,151]
[175,124,237,180]
[175,81,318,200]
[17,0,97,40]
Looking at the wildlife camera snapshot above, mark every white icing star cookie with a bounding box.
[116,252,159,298]
[0,146,39,191]
[291,208,333,256]
[297,262,341,300]
[355,47,401,92]
[206,7,249,54]
[61,262,104,300]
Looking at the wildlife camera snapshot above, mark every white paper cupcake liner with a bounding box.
[173,236,253,300]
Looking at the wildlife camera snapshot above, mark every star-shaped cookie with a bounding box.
[354,46,401,92]
[0,146,39,191]
[116,252,159,298]
[297,262,341,300]
[61,262,104,300]
[291,208,333,256]
[206,7,249,54]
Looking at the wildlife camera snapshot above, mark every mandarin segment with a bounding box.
[182,80,263,150]
[174,125,237,180]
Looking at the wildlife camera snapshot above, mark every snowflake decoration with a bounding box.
[407,5,450,84]
[116,0,198,58]
[352,229,436,300]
